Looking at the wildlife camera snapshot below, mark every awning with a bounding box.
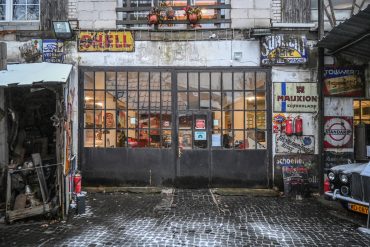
[0,62,73,87]
[317,4,370,60]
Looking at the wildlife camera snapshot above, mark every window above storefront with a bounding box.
[0,0,40,22]
[116,0,231,29]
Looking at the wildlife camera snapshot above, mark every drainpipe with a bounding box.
[0,42,7,70]
[318,0,325,195]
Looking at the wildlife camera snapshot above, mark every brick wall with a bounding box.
[271,0,281,23]
[231,0,272,29]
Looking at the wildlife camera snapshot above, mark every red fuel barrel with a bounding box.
[74,173,82,194]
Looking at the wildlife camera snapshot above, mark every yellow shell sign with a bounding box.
[78,31,134,52]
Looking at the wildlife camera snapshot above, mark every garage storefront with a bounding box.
[80,67,271,187]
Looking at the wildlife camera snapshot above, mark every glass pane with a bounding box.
[137,129,150,147]
[179,113,192,129]
[27,5,39,20]
[95,72,105,90]
[128,111,138,128]
[117,129,127,147]
[128,72,138,90]
[162,130,172,148]
[95,129,104,148]
[222,130,233,149]
[117,72,127,90]
[222,111,232,130]
[95,91,104,109]
[234,111,244,129]
[128,91,138,109]
[106,72,116,90]
[179,130,192,149]
[222,92,232,110]
[84,72,94,90]
[13,5,26,20]
[139,112,149,129]
[194,130,207,149]
[0,5,5,21]
[127,129,139,148]
[105,129,116,148]
[139,72,149,90]
[245,72,255,90]
[200,92,210,109]
[95,110,103,128]
[84,110,94,128]
[189,73,198,91]
[28,0,39,4]
[211,72,221,90]
[139,91,149,111]
[211,92,221,110]
[162,113,172,129]
[233,92,244,110]
[211,132,222,148]
[256,111,266,129]
[244,130,256,150]
[117,110,126,128]
[161,72,172,90]
[105,110,116,128]
[222,73,232,90]
[161,91,172,112]
[149,129,161,148]
[177,73,187,91]
[200,73,210,91]
[178,92,188,110]
[106,91,116,109]
[117,91,127,109]
[257,130,267,149]
[234,73,244,90]
[256,72,266,90]
[245,92,256,110]
[84,91,94,109]
[256,92,266,110]
[150,91,160,112]
[234,130,244,149]
[189,92,199,109]
[84,130,94,147]
[212,111,222,131]
[13,0,26,3]
[245,112,255,129]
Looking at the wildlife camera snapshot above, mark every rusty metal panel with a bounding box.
[282,0,311,23]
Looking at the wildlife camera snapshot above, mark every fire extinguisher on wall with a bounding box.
[295,115,303,136]
[74,172,82,194]
[285,117,294,136]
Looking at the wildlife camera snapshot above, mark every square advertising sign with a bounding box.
[323,67,365,97]
[324,116,353,148]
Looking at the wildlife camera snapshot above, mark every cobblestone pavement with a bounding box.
[1,189,370,246]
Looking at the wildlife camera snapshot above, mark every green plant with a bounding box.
[183,5,202,18]
[147,6,163,25]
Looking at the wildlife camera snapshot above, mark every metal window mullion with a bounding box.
[231,72,234,149]
[115,71,118,147]
[254,71,257,150]
[104,73,107,148]
[160,72,163,149]
[220,72,223,147]
[126,71,129,147]
[93,72,96,147]
[137,72,139,140]
[187,72,189,111]
[243,71,246,149]
[148,72,151,147]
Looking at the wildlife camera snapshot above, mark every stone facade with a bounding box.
[231,0,273,28]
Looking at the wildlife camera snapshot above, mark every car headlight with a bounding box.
[328,172,335,181]
[340,174,349,183]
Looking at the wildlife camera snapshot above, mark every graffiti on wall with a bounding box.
[324,67,365,97]
[261,35,308,65]
[275,134,315,154]
[274,83,318,113]
[324,116,353,148]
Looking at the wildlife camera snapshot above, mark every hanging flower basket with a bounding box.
[183,6,202,27]
[147,7,162,25]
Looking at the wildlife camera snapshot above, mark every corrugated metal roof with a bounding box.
[0,62,72,87]
[317,4,370,60]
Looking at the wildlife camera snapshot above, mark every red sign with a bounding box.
[324,117,353,148]
[195,119,206,129]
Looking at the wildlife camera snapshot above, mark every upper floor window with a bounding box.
[0,0,40,21]
[117,0,231,29]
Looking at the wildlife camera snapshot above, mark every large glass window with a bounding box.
[83,71,172,149]
[354,100,370,125]
[0,0,40,21]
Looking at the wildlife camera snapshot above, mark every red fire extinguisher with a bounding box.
[285,117,294,136]
[74,172,82,194]
[294,115,303,136]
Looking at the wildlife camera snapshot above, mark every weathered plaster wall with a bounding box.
[231,0,272,28]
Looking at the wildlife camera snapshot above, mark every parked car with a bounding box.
[325,162,370,215]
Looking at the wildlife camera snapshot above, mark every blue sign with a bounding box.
[195,131,206,141]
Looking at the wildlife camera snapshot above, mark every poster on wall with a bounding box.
[324,151,354,171]
[78,31,134,52]
[274,83,318,113]
[261,35,308,65]
[323,67,365,97]
[275,134,315,154]
[274,154,319,189]
[324,117,353,148]
[42,39,64,63]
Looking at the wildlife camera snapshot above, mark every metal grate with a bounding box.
[351,173,363,201]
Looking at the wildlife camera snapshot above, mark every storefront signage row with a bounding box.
[261,35,308,65]
[78,31,135,52]
[273,83,318,113]
[323,67,365,97]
